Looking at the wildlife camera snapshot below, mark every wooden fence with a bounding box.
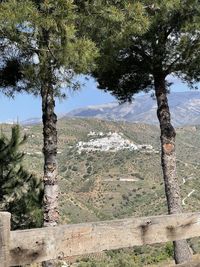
[1,212,200,267]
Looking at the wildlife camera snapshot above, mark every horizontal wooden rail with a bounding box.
[7,212,200,266]
[1,212,200,266]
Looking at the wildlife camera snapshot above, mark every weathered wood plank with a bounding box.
[0,212,11,267]
[9,212,200,266]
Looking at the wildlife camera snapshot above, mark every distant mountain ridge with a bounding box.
[21,117,42,125]
[66,91,200,126]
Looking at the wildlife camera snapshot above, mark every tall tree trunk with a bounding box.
[154,74,192,264]
[41,84,59,227]
[41,84,59,267]
[39,27,59,267]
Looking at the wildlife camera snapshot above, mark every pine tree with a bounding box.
[0,125,43,230]
[0,0,98,234]
[0,4,35,95]
[87,0,200,264]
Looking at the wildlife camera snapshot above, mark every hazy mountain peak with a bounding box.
[66,91,200,126]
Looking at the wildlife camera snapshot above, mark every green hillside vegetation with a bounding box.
[5,118,200,266]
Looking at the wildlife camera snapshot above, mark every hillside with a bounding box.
[66,91,200,127]
[19,118,200,221]
[3,117,200,266]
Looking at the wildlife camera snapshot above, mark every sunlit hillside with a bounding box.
[2,118,200,266]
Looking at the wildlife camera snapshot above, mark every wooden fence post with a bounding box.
[0,212,11,267]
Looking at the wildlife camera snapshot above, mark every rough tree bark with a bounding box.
[41,84,59,227]
[39,29,59,267]
[154,73,192,264]
[41,83,59,267]
[38,27,59,228]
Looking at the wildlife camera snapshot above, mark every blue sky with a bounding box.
[0,76,195,123]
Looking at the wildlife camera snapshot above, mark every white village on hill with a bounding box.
[76,131,159,154]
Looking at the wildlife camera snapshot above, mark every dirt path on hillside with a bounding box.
[182,189,196,206]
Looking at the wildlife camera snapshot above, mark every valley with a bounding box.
[3,117,200,266]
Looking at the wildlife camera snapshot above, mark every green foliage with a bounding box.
[0,0,35,94]
[90,0,200,101]
[0,0,98,95]
[165,242,174,258]
[76,0,149,43]
[77,244,174,266]
[0,59,22,91]
[0,125,43,230]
